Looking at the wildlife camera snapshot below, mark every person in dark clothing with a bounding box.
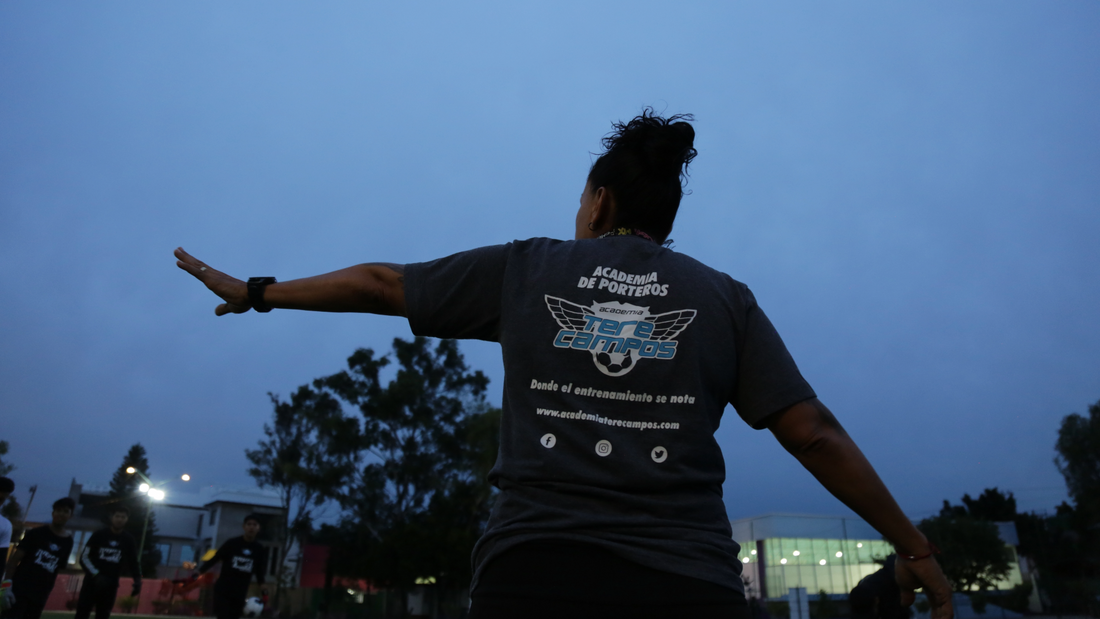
[75,506,142,619]
[199,514,267,619]
[850,555,910,619]
[176,109,956,619]
[0,477,14,585]
[1,498,75,619]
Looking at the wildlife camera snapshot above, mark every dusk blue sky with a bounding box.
[2,2,1097,522]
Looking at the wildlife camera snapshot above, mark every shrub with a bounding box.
[118,596,140,614]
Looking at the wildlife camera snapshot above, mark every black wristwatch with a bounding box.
[247,277,277,313]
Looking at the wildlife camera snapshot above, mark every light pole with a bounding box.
[126,468,190,571]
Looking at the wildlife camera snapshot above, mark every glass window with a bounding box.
[735,540,755,564]
[179,545,196,565]
[750,535,927,597]
[758,537,914,596]
[156,543,172,565]
[798,564,817,592]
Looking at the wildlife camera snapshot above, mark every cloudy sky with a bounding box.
[2,2,1096,523]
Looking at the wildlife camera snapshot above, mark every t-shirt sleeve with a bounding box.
[0,518,11,548]
[404,244,511,342]
[730,286,817,429]
[17,527,43,554]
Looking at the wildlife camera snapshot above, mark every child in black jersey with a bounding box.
[0,477,14,611]
[1,498,75,619]
[199,514,267,619]
[0,478,13,584]
[75,506,142,619]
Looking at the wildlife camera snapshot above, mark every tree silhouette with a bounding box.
[317,337,498,616]
[246,384,361,607]
[919,499,1011,593]
[0,440,15,476]
[1055,399,1100,520]
[961,488,1017,522]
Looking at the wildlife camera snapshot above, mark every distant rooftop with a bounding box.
[113,484,283,509]
[730,513,883,542]
[21,481,283,522]
[730,512,1020,546]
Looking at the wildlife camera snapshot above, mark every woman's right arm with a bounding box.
[766,398,954,619]
[174,248,406,317]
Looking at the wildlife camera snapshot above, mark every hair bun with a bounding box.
[587,108,698,240]
[645,121,695,178]
[602,108,697,179]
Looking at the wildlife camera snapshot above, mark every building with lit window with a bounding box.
[731,513,1025,601]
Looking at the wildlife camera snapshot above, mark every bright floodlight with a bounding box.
[138,483,150,493]
[126,467,136,474]
[149,489,166,501]
[836,551,843,557]
[780,558,788,565]
[750,549,757,555]
[792,550,800,556]
[742,557,750,564]
[857,543,863,548]
[181,474,191,481]
[819,559,827,565]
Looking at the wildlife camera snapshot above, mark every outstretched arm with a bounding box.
[198,546,222,574]
[765,398,954,619]
[174,248,406,317]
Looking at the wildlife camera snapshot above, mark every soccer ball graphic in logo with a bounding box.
[596,348,634,375]
[545,297,696,377]
[243,598,264,618]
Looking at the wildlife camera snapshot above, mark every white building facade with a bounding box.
[730,513,1026,600]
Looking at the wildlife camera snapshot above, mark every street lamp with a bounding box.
[125,468,189,571]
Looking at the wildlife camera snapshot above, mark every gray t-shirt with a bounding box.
[405,235,816,593]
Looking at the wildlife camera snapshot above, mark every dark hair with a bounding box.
[587,108,697,242]
[111,505,130,516]
[53,497,76,512]
[243,513,263,525]
[0,477,13,493]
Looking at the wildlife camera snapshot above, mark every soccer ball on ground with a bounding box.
[243,597,264,618]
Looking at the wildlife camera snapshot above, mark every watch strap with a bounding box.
[247,277,277,313]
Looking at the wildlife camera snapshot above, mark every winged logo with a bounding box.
[545,295,696,376]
